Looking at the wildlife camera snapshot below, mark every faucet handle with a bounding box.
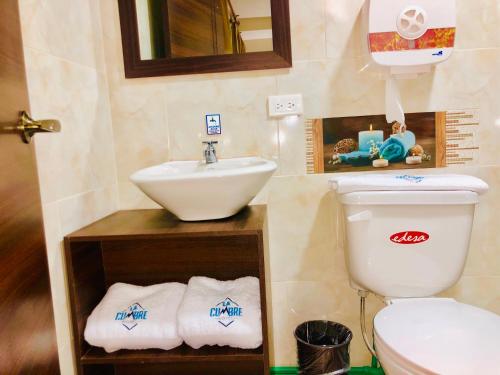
[202,141,218,146]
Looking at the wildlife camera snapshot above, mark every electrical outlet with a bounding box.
[268,94,303,117]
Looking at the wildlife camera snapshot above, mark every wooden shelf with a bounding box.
[67,206,266,241]
[64,206,269,375]
[81,345,263,365]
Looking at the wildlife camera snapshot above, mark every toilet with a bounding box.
[330,174,500,375]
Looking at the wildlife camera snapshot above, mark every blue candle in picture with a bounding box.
[358,124,384,152]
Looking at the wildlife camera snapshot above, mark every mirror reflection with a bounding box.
[135,0,274,60]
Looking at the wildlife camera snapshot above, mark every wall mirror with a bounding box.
[118,0,292,77]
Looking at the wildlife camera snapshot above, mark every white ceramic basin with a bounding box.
[130,157,277,221]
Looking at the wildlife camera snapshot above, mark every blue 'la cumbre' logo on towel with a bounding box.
[209,297,242,327]
[395,175,425,183]
[115,303,149,331]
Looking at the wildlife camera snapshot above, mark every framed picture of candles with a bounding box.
[305,112,447,174]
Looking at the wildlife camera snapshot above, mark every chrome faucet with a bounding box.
[202,141,218,164]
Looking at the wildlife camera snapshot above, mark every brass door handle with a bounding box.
[17,111,61,144]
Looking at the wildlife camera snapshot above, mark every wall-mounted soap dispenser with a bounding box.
[363,0,456,127]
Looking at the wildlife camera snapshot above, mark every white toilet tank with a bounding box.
[330,174,488,298]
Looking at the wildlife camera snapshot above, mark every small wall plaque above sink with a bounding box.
[130,157,277,221]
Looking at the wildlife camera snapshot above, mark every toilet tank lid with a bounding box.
[329,174,489,194]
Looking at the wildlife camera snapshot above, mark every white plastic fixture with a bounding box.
[130,157,276,221]
[365,0,456,72]
[331,173,500,375]
[330,174,488,298]
[363,0,456,125]
[268,94,303,118]
[374,298,500,374]
[396,6,428,40]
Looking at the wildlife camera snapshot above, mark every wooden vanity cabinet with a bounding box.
[64,206,270,375]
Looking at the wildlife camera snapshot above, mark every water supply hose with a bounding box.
[359,291,378,359]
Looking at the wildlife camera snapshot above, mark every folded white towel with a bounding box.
[177,276,262,350]
[84,282,186,353]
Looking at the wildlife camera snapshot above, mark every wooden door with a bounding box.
[0,1,60,374]
[167,0,225,57]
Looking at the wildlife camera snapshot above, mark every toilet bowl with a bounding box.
[374,298,500,375]
[330,174,500,374]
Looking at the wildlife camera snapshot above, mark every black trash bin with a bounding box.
[294,320,353,375]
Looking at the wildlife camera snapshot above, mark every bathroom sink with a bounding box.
[130,157,277,221]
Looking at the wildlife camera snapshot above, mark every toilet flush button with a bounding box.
[396,5,429,40]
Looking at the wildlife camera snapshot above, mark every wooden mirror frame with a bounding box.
[118,0,292,78]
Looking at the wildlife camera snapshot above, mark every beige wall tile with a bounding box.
[277,116,307,176]
[277,59,385,119]
[289,0,326,61]
[325,0,365,60]
[24,48,117,204]
[266,175,339,283]
[110,83,170,208]
[268,282,292,366]
[20,3,119,374]
[98,0,128,86]
[19,0,106,72]
[441,276,500,313]
[398,50,491,112]
[461,167,500,277]
[163,75,279,162]
[58,184,118,236]
[455,0,500,49]
[41,203,76,375]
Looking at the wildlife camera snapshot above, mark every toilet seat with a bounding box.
[373,298,500,375]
